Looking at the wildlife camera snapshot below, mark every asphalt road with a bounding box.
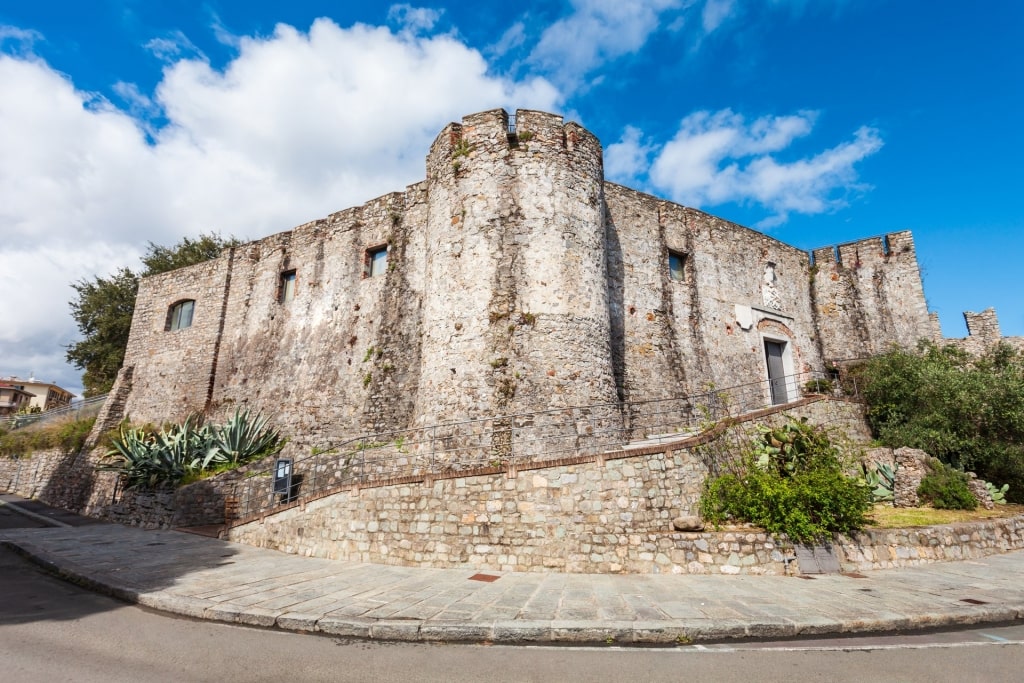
[3,543,1024,683]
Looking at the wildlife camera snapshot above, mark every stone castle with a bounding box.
[106,108,1011,453]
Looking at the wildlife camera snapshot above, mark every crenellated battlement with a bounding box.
[426,108,603,179]
[809,230,916,268]
[809,230,931,360]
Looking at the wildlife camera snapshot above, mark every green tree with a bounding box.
[854,341,1024,502]
[66,233,239,396]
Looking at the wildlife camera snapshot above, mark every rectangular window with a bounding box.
[279,270,296,303]
[668,250,687,282]
[168,300,195,331]
[364,245,388,278]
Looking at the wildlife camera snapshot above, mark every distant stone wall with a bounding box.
[943,308,1024,355]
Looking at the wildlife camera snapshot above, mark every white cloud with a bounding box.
[633,109,882,227]
[701,0,737,33]
[387,4,444,34]
[0,19,560,394]
[144,30,205,62]
[528,0,688,90]
[605,126,655,182]
[0,25,43,55]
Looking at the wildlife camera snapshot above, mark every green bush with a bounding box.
[700,418,872,543]
[854,342,1024,502]
[0,417,97,457]
[99,409,283,490]
[917,461,977,510]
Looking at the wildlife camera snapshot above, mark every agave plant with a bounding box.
[861,461,896,502]
[211,408,283,465]
[101,410,282,490]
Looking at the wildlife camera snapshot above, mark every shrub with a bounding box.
[803,378,834,394]
[854,342,1024,502]
[917,461,977,510]
[700,418,872,543]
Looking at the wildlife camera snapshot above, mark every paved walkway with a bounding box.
[2,494,1023,644]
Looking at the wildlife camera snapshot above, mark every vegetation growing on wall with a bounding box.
[99,409,282,490]
[700,418,872,542]
[0,417,97,458]
[853,342,1024,502]
[66,233,240,396]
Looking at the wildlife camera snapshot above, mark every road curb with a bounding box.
[3,537,1024,645]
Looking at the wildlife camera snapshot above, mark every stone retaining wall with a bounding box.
[836,516,1024,571]
[0,446,228,529]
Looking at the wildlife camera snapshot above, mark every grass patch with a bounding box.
[867,504,1024,528]
[0,416,96,457]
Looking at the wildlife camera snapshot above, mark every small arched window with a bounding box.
[167,300,195,331]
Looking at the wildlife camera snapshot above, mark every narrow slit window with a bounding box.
[279,270,296,303]
[365,245,388,278]
[668,250,687,282]
[167,300,195,331]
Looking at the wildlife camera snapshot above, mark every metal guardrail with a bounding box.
[1,394,108,430]
[233,371,850,520]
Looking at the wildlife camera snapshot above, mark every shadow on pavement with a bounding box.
[0,496,239,627]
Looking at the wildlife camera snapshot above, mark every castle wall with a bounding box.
[413,109,619,434]
[943,308,1024,355]
[605,185,823,413]
[116,108,939,454]
[811,231,932,361]
[207,188,430,449]
[121,256,233,425]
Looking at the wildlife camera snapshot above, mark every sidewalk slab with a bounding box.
[2,495,1024,644]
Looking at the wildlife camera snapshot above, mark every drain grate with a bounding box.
[961,598,989,605]
[468,573,500,582]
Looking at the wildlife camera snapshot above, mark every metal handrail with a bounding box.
[232,370,851,520]
[1,393,108,430]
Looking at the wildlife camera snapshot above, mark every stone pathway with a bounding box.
[2,496,1023,644]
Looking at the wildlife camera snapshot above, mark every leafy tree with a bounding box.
[854,342,1024,502]
[66,234,239,396]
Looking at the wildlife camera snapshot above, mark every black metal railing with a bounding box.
[231,370,852,520]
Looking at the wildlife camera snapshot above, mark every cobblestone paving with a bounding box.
[2,509,1023,643]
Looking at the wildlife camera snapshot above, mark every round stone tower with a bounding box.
[413,109,620,431]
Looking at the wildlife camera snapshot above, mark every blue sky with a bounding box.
[1,1,1021,397]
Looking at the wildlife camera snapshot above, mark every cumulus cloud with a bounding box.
[0,19,560,395]
[605,125,655,181]
[608,109,883,228]
[528,0,688,90]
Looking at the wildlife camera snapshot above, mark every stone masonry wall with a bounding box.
[111,108,938,463]
[605,184,826,411]
[943,308,1024,355]
[226,399,869,575]
[811,231,932,362]
[121,255,234,425]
